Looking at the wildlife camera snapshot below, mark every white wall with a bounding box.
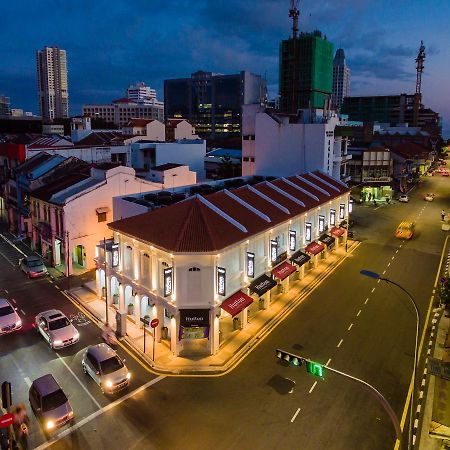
[148,165,196,187]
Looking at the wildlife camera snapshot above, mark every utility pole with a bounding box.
[103,237,109,326]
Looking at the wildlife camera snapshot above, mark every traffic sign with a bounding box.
[140,317,150,326]
[150,318,159,328]
[0,413,14,428]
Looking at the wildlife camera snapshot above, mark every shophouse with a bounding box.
[97,171,350,358]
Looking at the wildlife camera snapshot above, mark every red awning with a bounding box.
[305,242,325,255]
[272,261,296,280]
[330,227,345,237]
[220,291,254,317]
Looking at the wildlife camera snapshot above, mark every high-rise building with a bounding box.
[126,82,157,103]
[332,49,350,111]
[36,46,69,120]
[279,31,333,114]
[164,70,266,139]
[0,95,11,116]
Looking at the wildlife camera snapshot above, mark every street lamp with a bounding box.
[360,269,419,450]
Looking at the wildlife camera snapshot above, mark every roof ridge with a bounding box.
[173,199,197,250]
[196,199,220,250]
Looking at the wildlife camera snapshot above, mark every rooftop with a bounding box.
[152,163,184,171]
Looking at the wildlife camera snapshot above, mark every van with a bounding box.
[395,221,414,240]
[29,374,74,434]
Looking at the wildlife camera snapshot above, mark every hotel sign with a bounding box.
[289,230,296,252]
[246,252,255,278]
[111,243,119,267]
[305,222,312,242]
[163,267,173,297]
[318,215,325,233]
[270,240,278,263]
[217,267,226,296]
[339,204,345,220]
[330,209,336,227]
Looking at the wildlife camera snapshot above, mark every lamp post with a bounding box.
[103,237,109,326]
[360,269,419,450]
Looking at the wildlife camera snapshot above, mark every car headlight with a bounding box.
[46,420,55,430]
[68,411,74,418]
[15,320,22,327]
[53,340,62,345]
[74,332,80,340]
[126,372,131,380]
[105,380,113,388]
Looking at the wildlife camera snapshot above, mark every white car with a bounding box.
[398,194,409,203]
[82,344,130,394]
[0,298,22,334]
[35,309,79,349]
[424,193,435,202]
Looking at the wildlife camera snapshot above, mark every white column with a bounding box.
[119,284,125,312]
[155,304,163,342]
[134,293,141,324]
[95,269,101,299]
[212,314,219,355]
[241,308,248,329]
[170,315,178,355]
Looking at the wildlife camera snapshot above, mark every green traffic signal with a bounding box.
[306,361,324,378]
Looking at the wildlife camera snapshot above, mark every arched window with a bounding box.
[188,267,201,272]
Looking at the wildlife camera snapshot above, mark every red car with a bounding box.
[443,171,449,177]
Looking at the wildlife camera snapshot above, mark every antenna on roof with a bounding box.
[289,0,300,38]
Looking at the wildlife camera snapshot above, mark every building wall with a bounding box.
[26,146,112,164]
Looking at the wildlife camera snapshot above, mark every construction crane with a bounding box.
[289,0,300,38]
[415,40,425,94]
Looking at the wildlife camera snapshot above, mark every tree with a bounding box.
[216,154,238,179]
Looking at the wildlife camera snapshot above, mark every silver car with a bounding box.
[29,374,74,434]
[82,343,130,394]
[0,298,22,334]
[19,255,48,278]
[35,309,79,349]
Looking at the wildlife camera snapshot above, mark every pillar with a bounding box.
[170,315,178,355]
[95,269,101,299]
[119,283,125,312]
[241,308,248,329]
[211,314,219,355]
[134,293,141,324]
[155,304,163,342]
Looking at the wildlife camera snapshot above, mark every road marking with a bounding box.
[55,285,61,290]
[11,298,16,304]
[377,279,380,284]
[20,309,25,315]
[371,287,375,293]
[382,270,386,275]
[290,407,301,423]
[396,250,399,254]
[357,310,361,317]
[0,232,26,255]
[347,323,353,331]
[309,381,317,393]
[4,289,8,294]
[387,262,391,267]
[34,375,166,450]
[55,352,102,409]
[325,358,331,367]
[24,377,32,387]
[337,338,343,348]
[391,256,395,260]
[364,298,369,305]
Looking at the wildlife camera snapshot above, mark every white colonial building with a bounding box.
[96,171,350,358]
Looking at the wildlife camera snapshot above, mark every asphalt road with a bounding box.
[1,170,448,450]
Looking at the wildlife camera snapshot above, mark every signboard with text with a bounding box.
[246,252,255,278]
[217,267,226,296]
[289,230,296,252]
[163,267,173,297]
[270,240,278,263]
[111,243,119,267]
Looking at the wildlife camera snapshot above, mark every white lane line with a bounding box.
[417,404,421,414]
[396,250,399,254]
[421,379,426,387]
[414,418,419,429]
[325,358,331,367]
[387,262,391,267]
[55,352,102,409]
[290,407,301,423]
[11,299,16,304]
[0,232,27,255]
[55,285,61,290]
[20,309,25,315]
[309,381,318,393]
[382,270,386,275]
[371,287,375,293]
[377,279,380,284]
[24,377,32,387]
[4,289,8,294]
[364,298,369,305]
[35,375,167,450]
[348,323,353,331]
[357,310,361,317]
[337,339,343,348]
[391,256,395,260]
[419,391,424,399]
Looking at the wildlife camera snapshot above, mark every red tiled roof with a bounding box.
[125,118,155,127]
[391,142,432,159]
[108,171,349,253]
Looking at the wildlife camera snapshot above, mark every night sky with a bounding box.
[1,0,449,137]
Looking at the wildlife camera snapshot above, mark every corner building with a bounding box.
[102,171,350,357]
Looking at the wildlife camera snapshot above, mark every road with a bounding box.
[1,170,448,450]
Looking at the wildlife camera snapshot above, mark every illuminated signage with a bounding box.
[163,267,173,297]
[111,243,119,267]
[339,204,345,220]
[330,209,336,227]
[305,223,312,242]
[217,267,226,296]
[349,199,353,213]
[318,215,325,233]
[270,240,278,263]
[246,252,255,278]
[289,230,296,252]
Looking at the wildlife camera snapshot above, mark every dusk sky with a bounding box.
[1,0,449,137]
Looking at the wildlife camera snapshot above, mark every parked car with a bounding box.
[35,310,79,349]
[29,374,74,434]
[424,193,435,202]
[0,298,22,334]
[443,171,449,177]
[19,255,48,278]
[82,343,131,394]
[398,194,409,203]
[395,222,415,240]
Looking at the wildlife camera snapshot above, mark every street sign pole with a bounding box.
[150,318,159,362]
[143,326,146,354]
[152,331,155,361]
[140,317,150,354]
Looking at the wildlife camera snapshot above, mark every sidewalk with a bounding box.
[67,241,359,375]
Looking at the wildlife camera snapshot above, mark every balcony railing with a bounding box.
[361,176,392,182]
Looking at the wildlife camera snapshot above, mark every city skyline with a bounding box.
[1,0,449,136]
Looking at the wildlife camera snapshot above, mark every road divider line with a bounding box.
[0,232,27,255]
[347,323,353,331]
[325,358,331,367]
[337,339,343,348]
[357,310,361,317]
[364,298,369,305]
[55,352,102,409]
[391,256,395,260]
[371,287,375,293]
[290,407,301,423]
[20,309,25,315]
[4,289,8,294]
[387,262,391,267]
[309,381,317,393]
[382,270,386,275]
[396,250,399,254]
[34,375,167,450]
[11,299,16,304]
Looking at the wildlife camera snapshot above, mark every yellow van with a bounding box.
[395,221,415,240]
